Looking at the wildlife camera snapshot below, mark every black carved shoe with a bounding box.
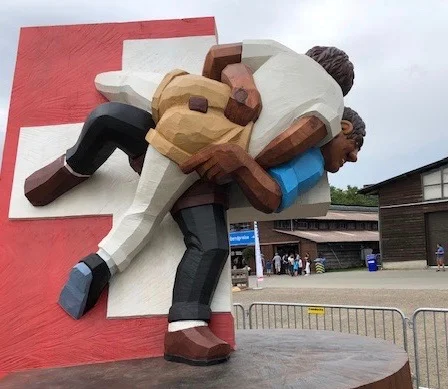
[59,253,111,319]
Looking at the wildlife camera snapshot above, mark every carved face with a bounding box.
[321,120,359,173]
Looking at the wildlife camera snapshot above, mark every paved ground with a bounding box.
[233,270,448,321]
[232,269,448,388]
[245,269,448,290]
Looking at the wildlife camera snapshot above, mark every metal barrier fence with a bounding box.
[412,308,448,389]
[247,302,408,351]
[233,303,246,330]
[233,303,448,387]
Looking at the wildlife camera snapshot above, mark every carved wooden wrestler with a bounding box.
[24,41,365,366]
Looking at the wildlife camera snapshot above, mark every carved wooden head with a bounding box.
[321,107,366,173]
[306,46,355,96]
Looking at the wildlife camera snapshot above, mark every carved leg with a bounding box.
[59,253,110,319]
[24,102,153,206]
[59,146,198,319]
[164,203,232,366]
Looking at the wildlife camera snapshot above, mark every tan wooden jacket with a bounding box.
[146,69,254,166]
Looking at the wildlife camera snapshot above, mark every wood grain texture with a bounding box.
[24,155,88,206]
[255,116,327,169]
[380,199,448,265]
[171,180,230,214]
[233,162,282,213]
[97,145,199,272]
[151,69,189,123]
[179,143,281,213]
[221,63,262,126]
[378,174,423,207]
[226,174,331,223]
[241,39,295,72]
[105,211,233,318]
[0,17,235,379]
[164,326,232,365]
[10,123,141,220]
[156,73,229,118]
[245,52,343,159]
[377,173,435,265]
[202,43,242,81]
[9,37,234,318]
[188,96,208,113]
[147,69,254,166]
[1,330,412,388]
[14,38,335,227]
[95,70,165,113]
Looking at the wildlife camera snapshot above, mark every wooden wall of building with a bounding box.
[316,242,379,269]
[257,221,378,270]
[258,221,320,260]
[380,206,426,262]
[378,172,448,263]
[378,174,422,207]
[258,221,297,244]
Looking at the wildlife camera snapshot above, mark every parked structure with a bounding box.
[230,205,379,272]
[360,157,448,269]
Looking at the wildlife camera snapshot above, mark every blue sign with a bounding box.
[229,230,255,246]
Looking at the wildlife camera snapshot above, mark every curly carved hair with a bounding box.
[343,106,366,150]
[306,46,355,96]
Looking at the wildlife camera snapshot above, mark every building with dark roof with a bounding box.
[359,157,448,269]
[230,205,379,272]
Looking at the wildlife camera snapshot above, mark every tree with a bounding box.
[330,185,378,206]
[242,247,255,266]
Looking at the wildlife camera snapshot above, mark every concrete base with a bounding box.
[2,330,412,389]
[382,260,427,270]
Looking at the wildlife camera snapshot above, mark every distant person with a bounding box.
[273,253,282,274]
[293,256,300,276]
[288,253,295,276]
[304,252,311,276]
[265,258,272,277]
[282,254,289,274]
[297,254,303,275]
[305,259,311,276]
[436,243,445,272]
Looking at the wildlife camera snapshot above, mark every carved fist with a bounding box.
[180,143,251,184]
[225,86,262,126]
[221,63,262,126]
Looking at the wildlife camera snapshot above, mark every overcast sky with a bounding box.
[0,0,447,189]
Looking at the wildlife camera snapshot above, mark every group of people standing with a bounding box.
[265,252,311,276]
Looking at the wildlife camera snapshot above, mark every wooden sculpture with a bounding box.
[23,39,365,366]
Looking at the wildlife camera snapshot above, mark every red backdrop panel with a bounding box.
[0,17,234,378]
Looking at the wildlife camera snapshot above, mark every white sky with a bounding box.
[0,0,447,189]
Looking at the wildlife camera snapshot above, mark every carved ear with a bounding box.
[341,120,354,135]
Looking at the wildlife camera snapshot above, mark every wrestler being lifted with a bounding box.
[24,40,365,365]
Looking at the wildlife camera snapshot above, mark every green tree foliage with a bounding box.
[330,185,378,206]
[242,246,255,265]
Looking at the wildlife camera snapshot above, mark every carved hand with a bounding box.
[180,144,249,184]
[202,43,243,81]
[221,63,262,126]
[180,144,281,213]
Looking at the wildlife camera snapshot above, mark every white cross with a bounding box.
[9,36,332,318]
[9,36,233,318]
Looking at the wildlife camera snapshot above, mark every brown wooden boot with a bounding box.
[24,155,89,206]
[164,326,232,366]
